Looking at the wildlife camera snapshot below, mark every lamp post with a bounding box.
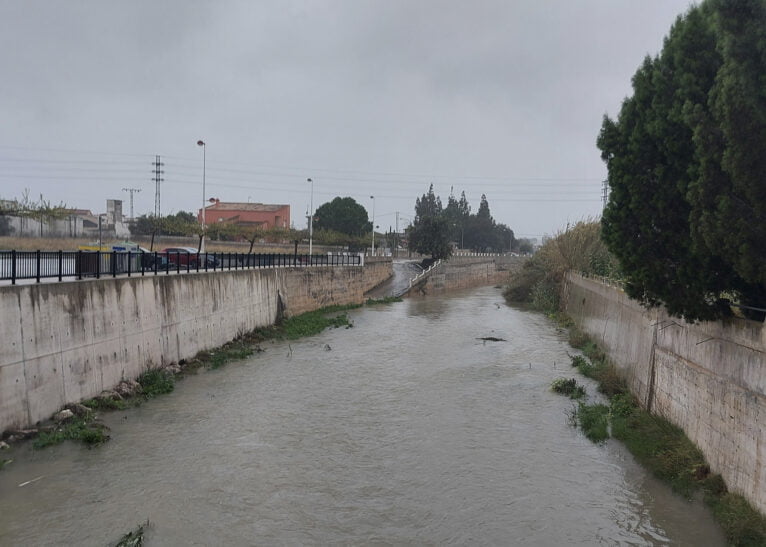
[98,214,104,250]
[307,178,313,257]
[197,140,206,252]
[370,195,375,255]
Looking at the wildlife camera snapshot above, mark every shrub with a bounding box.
[138,369,174,398]
[551,377,586,399]
[576,403,610,443]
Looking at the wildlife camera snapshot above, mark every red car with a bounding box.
[159,247,200,266]
[158,247,221,268]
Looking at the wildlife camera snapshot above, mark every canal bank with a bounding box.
[0,287,726,545]
[409,254,525,295]
[0,258,391,432]
[564,272,766,517]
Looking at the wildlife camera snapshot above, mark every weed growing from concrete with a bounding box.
[137,369,174,398]
[33,418,110,449]
[550,377,586,399]
[82,397,130,411]
[573,402,610,443]
[250,304,360,341]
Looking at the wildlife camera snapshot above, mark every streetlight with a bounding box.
[370,195,375,255]
[98,214,105,250]
[197,140,206,253]
[307,178,314,257]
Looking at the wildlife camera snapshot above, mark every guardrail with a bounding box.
[408,259,442,290]
[0,250,362,285]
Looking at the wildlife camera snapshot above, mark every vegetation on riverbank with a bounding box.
[251,304,358,341]
[549,377,585,400]
[33,417,110,449]
[114,521,148,547]
[558,327,766,545]
[507,217,766,543]
[502,220,619,314]
[4,303,364,454]
[366,295,403,305]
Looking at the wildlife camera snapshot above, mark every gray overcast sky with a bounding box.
[1,0,693,239]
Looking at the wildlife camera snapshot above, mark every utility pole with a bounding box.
[601,179,609,209]
[153,155,164,219]
[395,211,399,257]
[122,187,141,220]
[307,177,313,256]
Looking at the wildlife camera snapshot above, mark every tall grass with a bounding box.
[503,220,620,314]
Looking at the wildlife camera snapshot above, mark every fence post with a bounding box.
[36,250,41,283]
[11,250,16,285]
[111,250,117,277]
[58,250,63,282]
[96,250,101,279]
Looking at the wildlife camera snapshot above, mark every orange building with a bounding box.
[198,199,290,229]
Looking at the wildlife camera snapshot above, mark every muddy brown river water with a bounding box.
[0,286,725,545]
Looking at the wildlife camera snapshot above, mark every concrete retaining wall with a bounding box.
[415,255,524,294]
[0,260,392,432]
[564,273,766,514]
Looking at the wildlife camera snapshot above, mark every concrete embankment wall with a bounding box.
[0,259,391,432]
[415,255,524,294]
[564,273,766,514]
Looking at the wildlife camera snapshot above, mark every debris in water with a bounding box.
[477,336,506,342]
[18,475,44,487]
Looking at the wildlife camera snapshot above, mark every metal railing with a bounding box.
[408,259,442,290]
[0,250,362,285]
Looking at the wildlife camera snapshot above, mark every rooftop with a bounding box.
[205,201,288,212]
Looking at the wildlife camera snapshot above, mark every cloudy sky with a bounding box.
[1,0,693,240]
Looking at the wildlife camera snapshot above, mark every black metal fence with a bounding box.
[0,250,362,285]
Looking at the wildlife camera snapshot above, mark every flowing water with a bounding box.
[0,287,724,546]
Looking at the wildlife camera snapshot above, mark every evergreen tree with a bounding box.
[598,0,766,320]
[408,184,452,260]
[464,194,505,252]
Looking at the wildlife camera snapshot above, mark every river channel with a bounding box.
[0,287,724,545]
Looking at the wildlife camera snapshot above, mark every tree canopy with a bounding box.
[408,185,452,260]
[313,196,370,236]
[598,0,766,321]
[407,185,515,259]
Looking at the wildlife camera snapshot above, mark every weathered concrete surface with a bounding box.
[564,273,766,514]
[413,255,524,294]
[0,260,391,432]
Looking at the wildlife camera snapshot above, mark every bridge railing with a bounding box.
[0,250,362,285]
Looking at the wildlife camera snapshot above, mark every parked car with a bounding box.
[158,247,222,268]
[138,247,163,268]
[160,247,200,267]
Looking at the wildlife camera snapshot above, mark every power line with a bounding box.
[121,187,141,220]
